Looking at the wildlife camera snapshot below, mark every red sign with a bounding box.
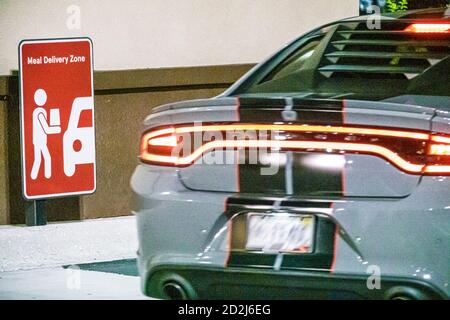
[19,38,96,199]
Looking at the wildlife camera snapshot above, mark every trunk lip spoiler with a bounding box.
[148,96,436,117]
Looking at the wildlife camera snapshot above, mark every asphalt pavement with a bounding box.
[0,259,149,299]
[0,217,148,300]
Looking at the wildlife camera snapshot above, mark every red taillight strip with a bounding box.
[141,124,450,175]
[405,23,450,33]
[140,124,430,164]
[148,136,178,147]
[425,135,450,174]
[173,124,429,140]
[424,165,450,173]
[141,139,425,173]
[431,135,450,144]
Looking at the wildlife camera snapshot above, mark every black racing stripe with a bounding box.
[290,100,344,196]
[238,109,284,122]
[237,98,345,196]
[238,97,343,110]
[292,98,344,110]
[239,109,343,124]
[239,151,286,194]
[226,97,343,269]
[238,97,286,108]
[238,98,344,124]
[292,153,345,197]
[225,197,277,208]
[280,199,332,208]
[225,196,332,209]
[293,109,343,124]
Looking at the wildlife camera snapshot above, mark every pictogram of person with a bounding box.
[30,89,61,180]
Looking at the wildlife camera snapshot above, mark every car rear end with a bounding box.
[131,9,450,299]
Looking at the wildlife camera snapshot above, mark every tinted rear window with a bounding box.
[235,19,450,104]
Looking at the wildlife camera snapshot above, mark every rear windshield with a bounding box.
[233,20,450,106]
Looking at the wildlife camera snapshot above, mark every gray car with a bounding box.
[131,8,450,299]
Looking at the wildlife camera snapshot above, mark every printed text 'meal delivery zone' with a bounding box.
[27,55,86,65]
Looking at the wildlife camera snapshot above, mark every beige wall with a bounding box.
[0,0,359,75]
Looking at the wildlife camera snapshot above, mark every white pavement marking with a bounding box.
[0,267,151,300]
[0,216,138,272]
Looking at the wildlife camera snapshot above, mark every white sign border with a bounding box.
[18,37,96,200]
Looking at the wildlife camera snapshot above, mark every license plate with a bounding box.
[245,213,314,253]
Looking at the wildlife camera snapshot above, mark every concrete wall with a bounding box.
[0,64,252,224]
[0,0,359,75]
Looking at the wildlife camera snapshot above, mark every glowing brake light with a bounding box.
[426,135,450,174]
[139,123,450,175]
[404,23,450,33]
[148,135,178,147]
[429,144,450,156]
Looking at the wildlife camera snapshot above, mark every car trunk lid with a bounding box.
[147,97,435,198]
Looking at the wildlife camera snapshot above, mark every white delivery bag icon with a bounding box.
[63,96,95,177]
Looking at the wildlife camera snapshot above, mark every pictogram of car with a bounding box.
[63,96,95,177]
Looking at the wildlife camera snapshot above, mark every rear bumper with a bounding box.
[132,164,450,299]
[145,264,448,300]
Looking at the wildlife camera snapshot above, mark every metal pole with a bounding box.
[25,200,47,226]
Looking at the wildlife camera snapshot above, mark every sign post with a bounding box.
[19,38,96,225]
[25,200,47,226]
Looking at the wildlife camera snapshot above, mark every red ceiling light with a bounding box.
[404,23,450,33]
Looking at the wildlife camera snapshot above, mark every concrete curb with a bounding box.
[0,216,137,272]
